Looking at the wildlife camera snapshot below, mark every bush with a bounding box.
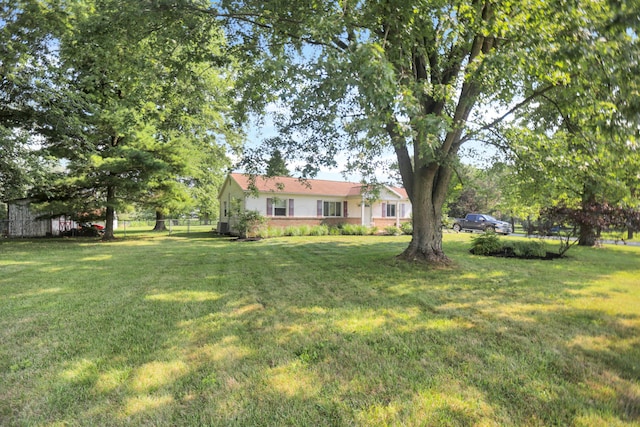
[340,224,354,235]
[341,224,367,235]
[309,225,329,236]
[256,226,285,239]
[470,233,550,259]
[385,226,401,235]
[400,222,413,235]
[441,216,452,229]
[236,210,268,238]
[284,226,304,236]
[504,240,547,258]
[470,231,502,255]
[298,224,312,236]
[255,227,268,239]
[337,224,379,235]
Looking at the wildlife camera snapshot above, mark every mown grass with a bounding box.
[1,230,639,426]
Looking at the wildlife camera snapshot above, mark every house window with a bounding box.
[323,201,342,217]
[386,203,396,217]
[274,198,287,216]
[223,201,228,217]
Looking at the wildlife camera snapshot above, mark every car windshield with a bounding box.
[483,215,497,221]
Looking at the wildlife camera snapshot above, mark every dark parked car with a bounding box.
[548,225,573,235]
[452,213,512,235]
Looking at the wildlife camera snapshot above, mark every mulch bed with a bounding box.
[472,248,564,260]
[230,237,262,242]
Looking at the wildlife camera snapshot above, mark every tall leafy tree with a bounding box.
[0,0,66,201]
[446,163,509,220]
[28,0,241,239]
[206,0,631,263]
[0,129,55,202]
[498,3,640,246]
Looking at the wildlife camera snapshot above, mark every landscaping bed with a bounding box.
[472,246,564,260]
[469,232,564,260]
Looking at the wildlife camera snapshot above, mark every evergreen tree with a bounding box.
[266,149,290,177]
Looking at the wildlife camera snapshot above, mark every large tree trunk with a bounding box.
[399,208,448,264]
[102,185,116,241]
[578,223,597,246]
[153,210,167,231]
[578,182,597,246]
[386,7,491,265]
[398,165,452,265]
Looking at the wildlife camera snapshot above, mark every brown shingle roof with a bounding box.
[229,173,408,199]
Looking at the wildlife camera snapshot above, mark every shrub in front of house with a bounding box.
[256,223,382,238]
[299,224,312,236]
[309,225,329,236]
[400,222,413,235]
[284,226,304,236]
[341,224,366,235]
[254,227,267,239]
[256,226,284,239]
[385,226,401,235]
[329,226,342,235]
[237,210,268,239]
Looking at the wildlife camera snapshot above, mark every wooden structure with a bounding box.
[5,199,77,237]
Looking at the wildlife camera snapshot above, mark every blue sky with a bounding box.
[245,110,499,184]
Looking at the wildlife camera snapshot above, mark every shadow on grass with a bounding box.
[1,235,639,425]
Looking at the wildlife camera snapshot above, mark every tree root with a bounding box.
[397,246,451,266]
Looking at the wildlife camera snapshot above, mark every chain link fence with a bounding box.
[1,218,216,238]
[118,218,216,236]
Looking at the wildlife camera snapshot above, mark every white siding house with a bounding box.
[217,173,411,234]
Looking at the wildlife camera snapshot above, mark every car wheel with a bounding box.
[453,224,461,232]
[486,226,495,233]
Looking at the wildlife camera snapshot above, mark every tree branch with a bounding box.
[458,83,559,145]
[385,120,414,201]
[188,6,347,51]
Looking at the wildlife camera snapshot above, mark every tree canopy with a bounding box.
[3,0,639,256]
[0,0,65,202]
[208,0,639,262]
[496,2,640,245]
[1,0,241,238]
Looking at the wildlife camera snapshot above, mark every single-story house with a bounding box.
[217,173,412,234]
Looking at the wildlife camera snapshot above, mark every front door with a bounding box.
[362,205,372,226]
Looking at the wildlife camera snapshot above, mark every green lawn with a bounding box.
[1,231,639,426]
